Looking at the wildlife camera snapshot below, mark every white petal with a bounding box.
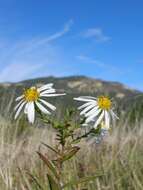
[105,110,110,129]
[94,110,104,129]
[39,99,56,111]
[14,101,26,119]
[14,99,25,111]
[35,101,51,114]
[85,106,99,117]
[40,93,66,97]
[78,102,93,110]
[40,89,56,95]
[74,97,96,102]
[15,95,24,101]
[27,102,35,124]
[80,103,96,115]
[38,83,54,92]
[24,103,28,114]
[77,96,97,100]
[85,108,101,123]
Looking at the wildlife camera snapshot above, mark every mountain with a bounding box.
[0,76,142,120]
[1,75,140,95]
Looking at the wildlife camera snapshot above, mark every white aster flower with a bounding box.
[14,83,65,124]
[74,96,119,130]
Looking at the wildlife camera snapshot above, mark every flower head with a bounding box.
[97,96,111,110]
[74,95,119,130]
[14,83,65,124]
[24,87,39,102]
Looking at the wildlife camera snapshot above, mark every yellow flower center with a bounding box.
[24,87,39,102]
[97,96,112,110]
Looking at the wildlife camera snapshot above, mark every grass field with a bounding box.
[0,101,143,190]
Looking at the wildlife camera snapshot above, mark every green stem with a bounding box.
[72,128,98,143]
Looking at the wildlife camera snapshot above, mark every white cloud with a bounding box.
[23,19,74,52]
[76,55,123,74]
[43,19,73,42]
[77,55,106,68]
[0,19,73,82]
[0,63,43,82]
[82,27,110,42]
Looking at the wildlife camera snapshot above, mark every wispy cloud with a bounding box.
[0,19,73,82]
[0,63,43,82]
[22,19,74,52]
[77,55,106,68]
[5,19,74,57]
[76,55,123,74]
[42,19,74,42]
[82,27,111,42]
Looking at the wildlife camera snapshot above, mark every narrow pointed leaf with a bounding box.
[47,174,61,190]
[37,152,59,180]
[41,142,60,155]
[27,173,44,190]
[62,146,80,162]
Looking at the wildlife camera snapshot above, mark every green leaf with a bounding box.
[62,146,80,162]
[27,172,44,190]
[41,142,60,155]
[71,139,81,144]
[37,151,59,180]
[47,174,61,190]
[62,174,103,189]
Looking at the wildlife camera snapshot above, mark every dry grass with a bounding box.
[0,95,142,189]
[0,113,142,190]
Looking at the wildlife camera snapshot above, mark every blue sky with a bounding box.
[0,0,143,90]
